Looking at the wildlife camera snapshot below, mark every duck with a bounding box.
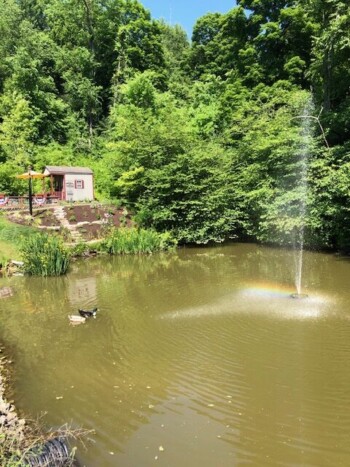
[78,307,98,318]
[68,315,86,324]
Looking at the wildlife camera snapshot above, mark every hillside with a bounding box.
[6,204,133,243]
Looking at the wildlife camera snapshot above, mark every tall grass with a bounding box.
[0,215,35,260]
[99,228,175,255]
[0,224,33,243]
[20,233,71,276]
[0,421,90,466]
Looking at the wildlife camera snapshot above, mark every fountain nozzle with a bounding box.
[290,293,308,299]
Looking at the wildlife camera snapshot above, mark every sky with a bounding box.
[141,0,237,38]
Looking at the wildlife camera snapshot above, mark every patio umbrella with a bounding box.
[16,170,46,180]
[16,169,47,215]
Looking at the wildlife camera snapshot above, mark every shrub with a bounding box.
[20,233,71,276]
[70,242,98,257]
[98,227,175,255]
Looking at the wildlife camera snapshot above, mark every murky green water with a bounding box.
[1,243,350,466]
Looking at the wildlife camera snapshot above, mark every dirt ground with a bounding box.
[6,204,133,242]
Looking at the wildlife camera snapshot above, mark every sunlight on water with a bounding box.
[162,281,332,322]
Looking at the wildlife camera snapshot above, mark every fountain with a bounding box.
[288,101,318,300]
[289,104,330,300]
[291,221,308,299]
[290,292,308,299]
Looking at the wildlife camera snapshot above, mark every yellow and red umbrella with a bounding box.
[15,169,47,215]
[16,170,47,180]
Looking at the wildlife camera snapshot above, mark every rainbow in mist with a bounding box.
[240,281,297,299]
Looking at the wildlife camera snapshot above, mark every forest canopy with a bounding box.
[1,0,350,249]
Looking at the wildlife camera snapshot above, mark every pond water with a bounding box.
[1,243,350,466]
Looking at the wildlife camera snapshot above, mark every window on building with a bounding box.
[75,180,85,189]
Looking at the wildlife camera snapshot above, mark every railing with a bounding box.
[53,190,64,200]
[0,195,59,210]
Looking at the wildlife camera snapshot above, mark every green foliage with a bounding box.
[20,233,71,275]
[159,21,190,91]
[122,72,157,109]
[133,145,237,244]
[99,227,175,254]
[0,0,350,252]
[229,86,317,242]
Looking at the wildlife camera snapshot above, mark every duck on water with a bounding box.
[78,307,98,318]
[68,308,98,324]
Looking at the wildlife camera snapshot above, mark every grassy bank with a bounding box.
[0,215,35,266]
[0,209,176,276]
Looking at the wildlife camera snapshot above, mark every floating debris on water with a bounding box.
[0,286,13,299]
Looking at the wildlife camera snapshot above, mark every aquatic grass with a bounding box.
[20,233,71,276]
[99,227,175,255]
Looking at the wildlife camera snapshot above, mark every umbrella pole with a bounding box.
[28,175,33,216]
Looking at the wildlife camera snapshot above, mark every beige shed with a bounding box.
[44,166,94,202]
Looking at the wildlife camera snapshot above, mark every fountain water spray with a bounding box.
[289,104,329,299]
[289,100,318,300]
[292,228,307,299]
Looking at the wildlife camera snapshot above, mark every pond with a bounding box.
[1,243,350,466]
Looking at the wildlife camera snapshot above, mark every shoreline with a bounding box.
[0,344,73,466]
[0,344,27,462]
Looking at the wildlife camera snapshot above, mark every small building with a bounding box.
[44,166,94,202]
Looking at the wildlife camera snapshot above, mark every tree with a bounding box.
[105,79,238,243]
[0,0,23,94]
[189,12,223,78]
[159,21,190,96]
[306,0,350,144]
[114,1,166,85]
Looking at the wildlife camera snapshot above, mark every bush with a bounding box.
[70,241,98,257]
[20,233,71,276]
[98,227,175,255]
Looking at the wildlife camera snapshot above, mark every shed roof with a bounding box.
[44,166,93,175]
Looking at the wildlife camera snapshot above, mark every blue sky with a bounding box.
[141,0,237,38]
